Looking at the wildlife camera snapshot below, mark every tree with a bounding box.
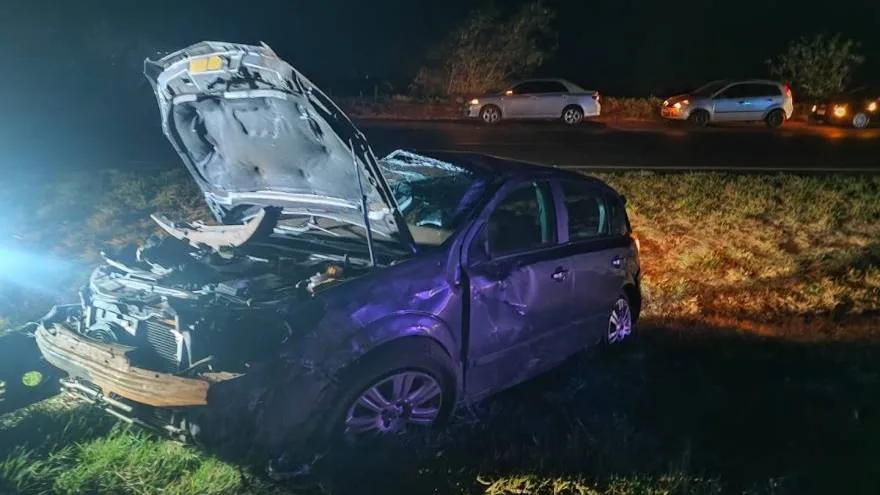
[766,33,865,98]
[412,1,557,97]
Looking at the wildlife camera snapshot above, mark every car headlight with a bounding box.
[469,99,479,106]
[673,100,689,109]
[833,105,847,117]
[662,99,669,107]
[811,104,817,112]
[869,101,878,112]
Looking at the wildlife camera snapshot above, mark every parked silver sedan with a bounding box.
[661,79,794,128]
[465,79,601,125]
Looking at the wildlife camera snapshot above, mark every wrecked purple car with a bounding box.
[34,42,641,458]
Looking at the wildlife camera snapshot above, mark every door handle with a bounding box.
[737,100,750,105]
[551,267,569,282]
[611,256,623,268]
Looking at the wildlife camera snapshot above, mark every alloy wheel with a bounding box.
[607,297,633,344]
[853,112,870,129]
[344,371,443,436]
[562,107,583,125]
[480,106,501,124]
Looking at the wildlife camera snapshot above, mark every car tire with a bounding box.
[852,112,870,129]
[561,105,584,125]
[318,338,457,448]
[605,294,635,345]
[687,110,709,127]
[479,105,502,125]
[765,109,785,129]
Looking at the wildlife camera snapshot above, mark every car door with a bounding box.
[530,80,570,118]
[749,83,784,117]
[503,81,542,118]
[713,83,767,121]
[558,180,631,344]
[463,179,575,398]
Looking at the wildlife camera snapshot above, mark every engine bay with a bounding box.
[57,210,370,377]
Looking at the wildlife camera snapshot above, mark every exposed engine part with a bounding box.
[62,212,367,377]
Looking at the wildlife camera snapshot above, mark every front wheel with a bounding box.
[479,105,502,125]
[765,109,785,129]
[322,339,456,446]
[852,112,870,129]
[687,110,710,127]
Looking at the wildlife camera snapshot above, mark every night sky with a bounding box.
[1,0,878,170]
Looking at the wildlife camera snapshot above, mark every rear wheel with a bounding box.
[561,105,584,125]
[765,109,785,129]
[852,112,870,129]
[687,110,709,127]
[606,295,635,345]
[480,105,502,124]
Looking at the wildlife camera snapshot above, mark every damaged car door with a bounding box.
[463,179,575,398]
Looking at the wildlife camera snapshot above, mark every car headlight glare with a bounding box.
[869,101,878,112]
[811,104,817,112]
[469,99,479,106]
[833,105,847,117]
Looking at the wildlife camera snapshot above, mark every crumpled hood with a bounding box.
[144,41,411,249]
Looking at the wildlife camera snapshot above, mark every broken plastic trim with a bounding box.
[35,324,213,407]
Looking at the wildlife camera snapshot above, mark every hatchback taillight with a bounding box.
[783,84,792,97]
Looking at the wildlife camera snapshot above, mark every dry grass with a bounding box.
[1,170,879,494]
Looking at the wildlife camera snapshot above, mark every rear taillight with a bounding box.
[783,84,792,96]
[592,91,600,101]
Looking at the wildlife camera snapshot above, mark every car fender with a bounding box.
[762,104,786,119]
[351,311,459,364]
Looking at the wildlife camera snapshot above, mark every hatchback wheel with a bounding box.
[852,112,870,129]
[480,105,502,124]
[606,296,634,344]
[765,109,785,129]
[687,110,709,127]
[320,339,456,448]
[561,105,584,125]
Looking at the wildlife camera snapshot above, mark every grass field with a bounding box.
[1,169,878,494]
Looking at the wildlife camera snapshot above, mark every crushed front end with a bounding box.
[33,209,362,443]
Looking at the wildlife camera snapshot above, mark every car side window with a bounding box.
[717,84,747,99]
[606,193,631,237]
[561,181,608,241]
[512,82,542,95]
[534,81,568,93]
[486,181,557,256]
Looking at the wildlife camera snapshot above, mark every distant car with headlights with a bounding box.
[661,79,794,128]
[465,78,601,125]
[809,86,879,128]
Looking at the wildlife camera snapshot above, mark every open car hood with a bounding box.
[144,41,413,252]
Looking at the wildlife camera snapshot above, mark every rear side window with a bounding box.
[561,181,608,241]
[606,193,631,236]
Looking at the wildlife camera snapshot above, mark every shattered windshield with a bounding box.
[380,151,489,247]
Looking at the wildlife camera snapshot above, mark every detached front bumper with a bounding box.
[34,323,213,407]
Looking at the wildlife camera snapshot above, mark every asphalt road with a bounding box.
[357,119,880,172]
